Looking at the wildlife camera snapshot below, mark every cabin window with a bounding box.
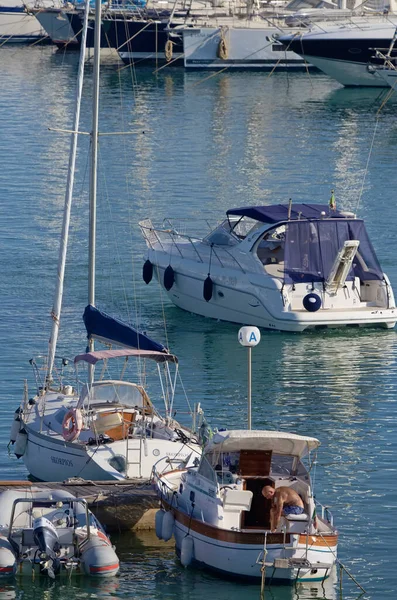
[231,217,260,239]
[204,220,237,246]
[255,226,286,266]
[272,44,287,52]
[295,459,309,478]
[270,454,295,476]
[79,382,145,409]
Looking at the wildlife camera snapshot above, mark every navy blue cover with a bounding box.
[83,305,167,352]
[227,204,347,224]
[284,220,383,284]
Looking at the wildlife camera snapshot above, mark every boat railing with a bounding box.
[316,501,334,526]
[372,48,397,69]
[29,354,74,397]
[8,497,91,540]
[152,465,177,502]
[140,218,204,262]
[139,219,247,273]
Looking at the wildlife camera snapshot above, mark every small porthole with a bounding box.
[348,48,362,55]
[218,291,224,298]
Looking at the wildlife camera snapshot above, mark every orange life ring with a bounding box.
[62,408,83,442]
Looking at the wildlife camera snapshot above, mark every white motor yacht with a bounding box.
[140,202,396,332]
[153,429,338,583]
[280,10,397,87]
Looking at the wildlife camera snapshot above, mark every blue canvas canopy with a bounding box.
[83,305,167,353]
[227,204,347,224]
[283,219,383,284]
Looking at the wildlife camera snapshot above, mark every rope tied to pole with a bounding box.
[165,39,173,62]
[217,29,228,60]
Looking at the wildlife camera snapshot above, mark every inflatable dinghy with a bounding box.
[0,488,119,578]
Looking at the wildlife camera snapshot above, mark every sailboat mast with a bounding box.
[88,0,102,383]
[46,0,90,385]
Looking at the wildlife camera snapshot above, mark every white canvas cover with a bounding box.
[205,430,320,458]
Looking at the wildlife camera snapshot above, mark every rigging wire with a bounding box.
[355,76,395,216]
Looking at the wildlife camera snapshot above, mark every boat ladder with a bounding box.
[126,434,144,478]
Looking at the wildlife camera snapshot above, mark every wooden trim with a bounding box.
[298,533,338,547]
[163,499,338,548]
[239,450,272,477]
[166,501,290,545]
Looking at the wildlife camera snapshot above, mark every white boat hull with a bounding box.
[302,55,389,87]
[23,424,199,481]
[33,8,77,46]
[172,512,337,582]
[377,67,397,89]
[151,263,397,332]
[183,26,305,70]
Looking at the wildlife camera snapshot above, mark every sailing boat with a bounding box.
[9,0,203,482]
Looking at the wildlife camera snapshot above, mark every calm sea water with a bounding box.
[1,45,397,599]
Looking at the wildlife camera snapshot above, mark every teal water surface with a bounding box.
[1,46,397,599]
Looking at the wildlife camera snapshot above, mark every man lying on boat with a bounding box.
[262,485,304,532]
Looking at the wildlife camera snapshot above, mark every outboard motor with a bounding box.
[33,517,61,578]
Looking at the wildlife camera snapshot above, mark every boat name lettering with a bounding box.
[51,456,74,467]
[166,452,188,457]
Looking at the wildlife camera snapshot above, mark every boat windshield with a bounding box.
[205,217,261,246]
[285,0,342,10]
[200,451,305,478]
[78,381,146,410]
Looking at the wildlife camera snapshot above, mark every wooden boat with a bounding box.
[153,429,338,584]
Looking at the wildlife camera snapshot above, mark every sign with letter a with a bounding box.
[238,326,261,347]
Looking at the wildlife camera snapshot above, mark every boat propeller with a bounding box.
[40,557,59,579]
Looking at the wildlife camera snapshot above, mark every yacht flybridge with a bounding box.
[140,203,396,332]
[154,429,338,583]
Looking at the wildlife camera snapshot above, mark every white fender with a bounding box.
[0,536,16,577]
[155,509,165,540]
[180,535,194,567]
[9,408,21,444]
[14,429,28,459]
[161,511,174,542]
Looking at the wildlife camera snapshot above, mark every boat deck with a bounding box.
[0,479,158,533]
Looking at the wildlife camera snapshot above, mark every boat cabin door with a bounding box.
[239,450,273,529]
